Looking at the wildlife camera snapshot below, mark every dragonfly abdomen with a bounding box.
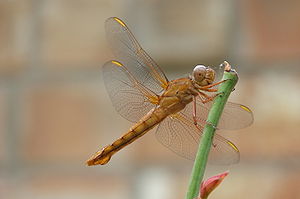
[86,107,168,166]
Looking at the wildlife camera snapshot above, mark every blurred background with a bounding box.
[1,0,300,198]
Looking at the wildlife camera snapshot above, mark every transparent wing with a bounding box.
[105,17,169,94]
[210,62,225,83]
[209,134,240,165]
[102,60,158,123]
[156,110,240,165]
[156,113,201,160]
[191,97,254,130]
[218,102,254,130]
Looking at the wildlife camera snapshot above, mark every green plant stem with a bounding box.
[186,68,238,199]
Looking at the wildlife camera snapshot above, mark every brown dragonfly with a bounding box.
[86,17,253,166]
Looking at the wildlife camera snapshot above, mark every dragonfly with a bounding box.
[86,17,253,166]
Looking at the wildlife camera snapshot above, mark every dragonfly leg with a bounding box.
[199,90,227,103]
[193,95,219,131]
[192,96,200,129]
[198,91,219,104]
[201,79,227,89]
[192,96,206,131]
[199,88,218,92]
[198,91,210,100]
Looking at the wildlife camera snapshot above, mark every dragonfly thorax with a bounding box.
[192,65,215,86]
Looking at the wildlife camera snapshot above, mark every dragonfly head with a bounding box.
[192,65,215,86]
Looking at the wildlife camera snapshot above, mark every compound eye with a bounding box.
[205,68,216,84]
[193,65,206,82]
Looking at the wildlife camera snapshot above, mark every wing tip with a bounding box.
[111,17,126,27]
[240,104,252,113]
[226,140,239,152]
[111,60,123,67]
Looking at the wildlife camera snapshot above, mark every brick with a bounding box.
[0,87,7,163]
[0,0,31,75]
[39,0,115,69]
[271,171,300,199]
[209,166,291,199]
[21,81,119,165]
[0,176,16,199]
[226,73,300,161]
[124,0,234,63]
[19,172,131,199]
[241,0,300,60]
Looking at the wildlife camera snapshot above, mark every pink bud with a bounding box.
[198,171,229,199]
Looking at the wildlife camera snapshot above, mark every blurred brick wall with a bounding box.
[1,0,300,199]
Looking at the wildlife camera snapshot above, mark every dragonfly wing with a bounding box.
[156,112,201,160]
[209,134,240,165]
[210,62,226,83]
[103,60,158,123]
[193,97,254,130]
[156,106,240,165]
[105,17,169,94]
[218,102,254,130]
